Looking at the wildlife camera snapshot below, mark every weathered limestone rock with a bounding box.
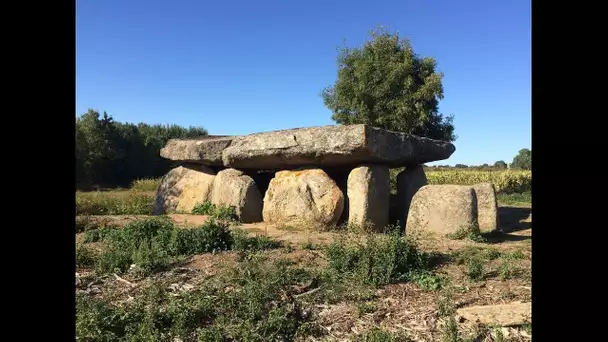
[153,164,216,215]
[209,168,263,223]
[160,136,233,165]
[406,185,478,235]
[222,124,455,169]
[347,165,390,231]
[263,168,344,226]
[472,183,499,232]
[396,166,428,230]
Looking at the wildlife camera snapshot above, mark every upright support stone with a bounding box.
[472,183,499,232]
[153,164,216,215]
[263,168,344,227]
[347,165,390,231]
[209,168,263,223]
[406,185,479,236]
[396,166,428,231]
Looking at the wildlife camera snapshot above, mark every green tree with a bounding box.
[510,149,531,170]
[494,160,508,169]
[75,109,208,189]
[321,27,456,142]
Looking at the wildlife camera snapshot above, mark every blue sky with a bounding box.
[76,0,530,166]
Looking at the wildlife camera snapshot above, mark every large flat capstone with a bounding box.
[160,136,233,166]
[159,125,455,169]
[222,125,455,169]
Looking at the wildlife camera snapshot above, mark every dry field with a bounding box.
[76,184,531,342]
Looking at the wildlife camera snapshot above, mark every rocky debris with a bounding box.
[406,185,478,235]
[221,124,455,170]
[347,165,390,231]
[472,183,499,232]
[160,136,233,165]
[456,301,531,327]
[395,166,428,230]
[263,168,344,226]
[153,164,216,215]
[209,168,263,223]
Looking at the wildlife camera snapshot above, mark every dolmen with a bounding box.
[153,124,498,234]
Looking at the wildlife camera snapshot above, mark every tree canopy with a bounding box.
[510,148,531,170]
[493,160,508,169]
[321,27,456,142]
[76,109,207,189]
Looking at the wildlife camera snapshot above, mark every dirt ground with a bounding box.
[76,205,532,341]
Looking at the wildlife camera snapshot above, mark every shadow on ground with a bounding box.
[482,231,531,244]
[481,206,532,244]
[498,206,531,232]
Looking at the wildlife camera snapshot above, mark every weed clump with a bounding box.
[446,223,487,243]
[325,232,438,288]
[465,257,485,281]
[77,217,280,276]
[192,201,239,222]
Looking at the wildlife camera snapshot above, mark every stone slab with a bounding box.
[221,124,455,169]
[160,136,233,166]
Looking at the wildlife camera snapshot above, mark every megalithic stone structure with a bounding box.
[160,124,455,169]
[156,124,459,230]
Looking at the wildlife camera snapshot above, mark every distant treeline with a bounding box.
[76,110,208,190]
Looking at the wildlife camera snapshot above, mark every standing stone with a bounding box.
[209,168,263,223]
[406,185,478,235]
[153,164,216,215]
[472,183,499,232]
[263,168,344,227]
[396,166,428,230]
[347,165,390,231]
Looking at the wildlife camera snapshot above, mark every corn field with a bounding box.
[389,169,531,194]
[426,169,531,193]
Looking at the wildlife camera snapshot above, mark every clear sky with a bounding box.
[76,0,530,166]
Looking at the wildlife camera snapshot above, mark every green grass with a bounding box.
[497,191,531,206]
[76,191,154,215]
[446,224,487,243]
[300,239,318,250]
[356,328,411,341]
[451,246,527,264]
[191,201,239,222]
[129,178,161,192]
[76,215,109,233]
[231,228,282,252]
[450,246,529,282]
[76,245,97,268]
[77,217,281,276]
[465,257,485,281]
[324,232,438,288]
[76,221,447,341]
[77,258,321,342]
